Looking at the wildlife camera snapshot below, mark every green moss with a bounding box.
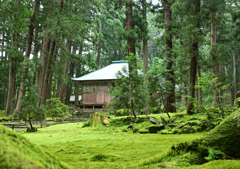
[0,125,69,169]
[203,108,240,157]
[142,108,240,168]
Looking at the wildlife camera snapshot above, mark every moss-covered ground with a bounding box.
[0,125,69,169]
[22,123,205,168]
[1,110,240,168]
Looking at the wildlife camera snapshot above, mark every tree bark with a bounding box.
[142,0,149,114]
[164,0,176,113]
[16,0,40,111]
[233,52,237,98]
[42,41,56,105]
[211,10,218,76]
[38,0,64,106]
[65,59,74,105]
[96,22,104,69]
[59,40,72,103]
[126,1,136,56]
[5,32,17,116]
[126,1,137,118]
[38,35,51,106]
[187,0,200,115]
[197,64,202,103]
[181,83,186,104]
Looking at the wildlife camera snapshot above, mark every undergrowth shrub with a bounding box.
[45,98,71,120]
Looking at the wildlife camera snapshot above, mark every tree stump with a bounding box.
[90,112,109,127]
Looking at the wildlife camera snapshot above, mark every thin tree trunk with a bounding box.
[197,64,202,103]
[33,29,40,85]
[211,10,218,76]
[74,44,83,107]
[233,52,237,98]
[187,0,200,115]
[96,23,104,69]
[16,0,39,111]
[164,0,176,113]
[96,41,102,69]
[74,83,79,107]
[181,83,186,104]
[65,60,74,105]
[53,77,57,98]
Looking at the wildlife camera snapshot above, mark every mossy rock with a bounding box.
[132,128,139,133]
[203,109,240,158]
[181,126,196,134]
[148,125,164,133]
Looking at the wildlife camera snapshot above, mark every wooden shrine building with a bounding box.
[72,61,128,109]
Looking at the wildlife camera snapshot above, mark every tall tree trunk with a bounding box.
[187,0,200,115]
[16,0,40,111]
[142,0,149,114]
[59,40,72,103]
[38,0,64,106]
[5,32,17,116]
[43,41,56,104]
[164,0,176,113]
[126,1,137,118]
[38,35,51,106]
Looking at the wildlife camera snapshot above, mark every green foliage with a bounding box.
[82,119,91,127]
[115,109,130,116]
[204,149,216,161]
[45,98,70,119]
[14,60,44,130]
[193,72,231,117]
[109,54,149,117]
[147,57,168,108]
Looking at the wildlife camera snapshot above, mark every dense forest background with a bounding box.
[0,0,239,116]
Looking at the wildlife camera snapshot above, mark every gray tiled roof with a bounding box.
[72,61,128,82]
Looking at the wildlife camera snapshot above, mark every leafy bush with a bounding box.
[193,72,232,118]
[45,98,70,119]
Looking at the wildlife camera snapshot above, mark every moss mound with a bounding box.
[203,109,240,158]
[0,125,69,169]
[143,109,240,167]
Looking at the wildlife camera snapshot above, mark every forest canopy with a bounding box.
[0,0,239,117]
